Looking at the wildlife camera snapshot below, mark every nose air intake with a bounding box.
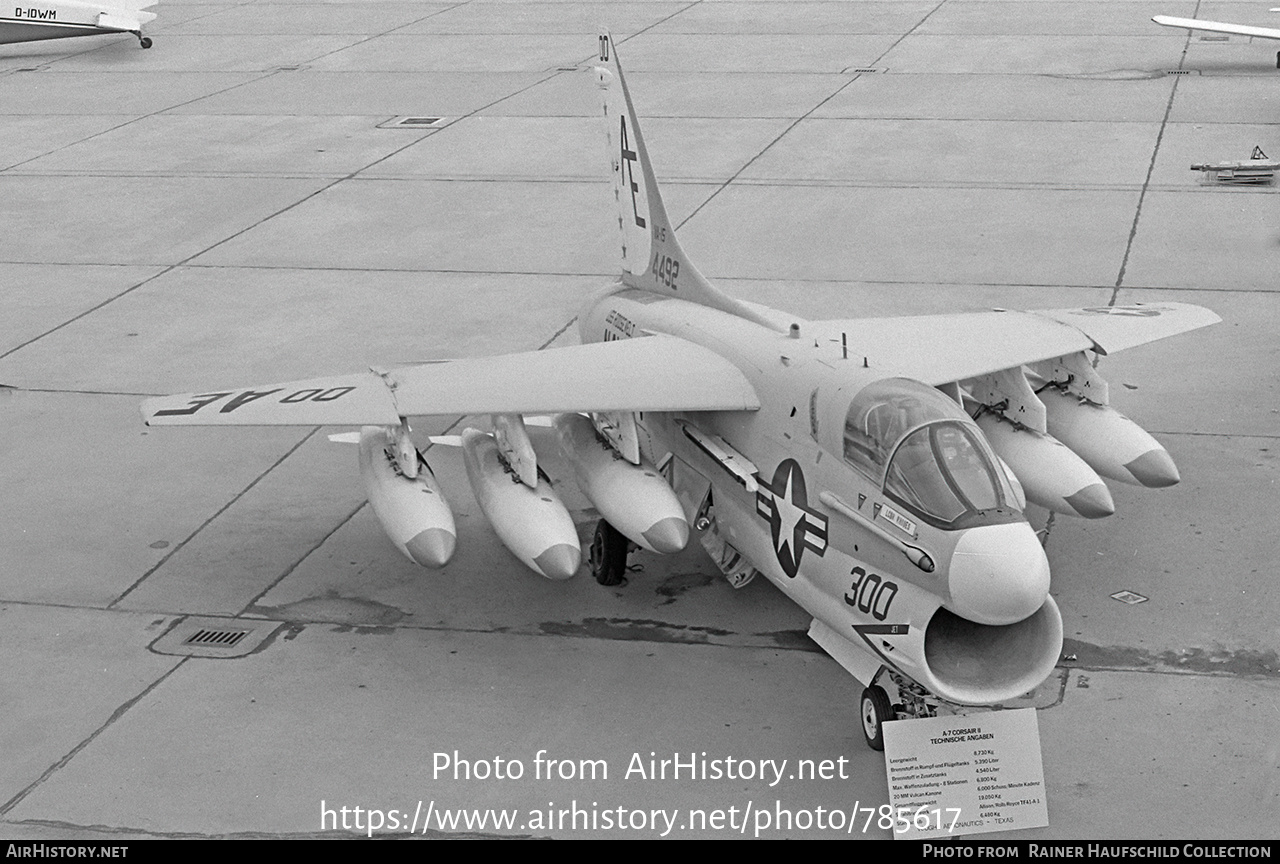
[924,595,1064,706]
[946,522,1050,626]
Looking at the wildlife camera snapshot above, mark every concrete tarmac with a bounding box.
[1,0,1276,841]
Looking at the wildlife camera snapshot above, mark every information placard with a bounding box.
[882,707,1048,839]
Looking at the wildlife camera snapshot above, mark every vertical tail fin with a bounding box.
[595,31,781,330]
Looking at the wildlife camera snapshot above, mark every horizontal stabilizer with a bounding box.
[97,0,159,11]
[97,10,154,28]
[143,334,759,427]
[1152,15,1280,40]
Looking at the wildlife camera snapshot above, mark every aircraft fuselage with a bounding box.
[0,1,150,44]
[579,286,1064,706]
[0,16,107,43]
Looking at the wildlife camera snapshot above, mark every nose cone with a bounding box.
[1125,448,1180,488]
[642,516,689,554]
[406,528,456,568]
[948,522,1050,625]
[1064,482,1115,519]
[534,543,581,580]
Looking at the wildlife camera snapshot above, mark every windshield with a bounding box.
[843,378,971,475]
[885,422,1004,526]
[843,378,1017,529]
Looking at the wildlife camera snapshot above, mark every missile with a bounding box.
[460,428,580,580]
[1039,388,1180,488]
[357,426,456,567]
[553,412,689,554]
[975,412,1115,519]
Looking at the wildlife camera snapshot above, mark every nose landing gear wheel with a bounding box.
[589,519,628,586]
[860,685,896,751]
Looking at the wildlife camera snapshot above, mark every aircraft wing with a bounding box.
[1152,14,1280,40]
[812,302,1220,386]
[1027,302,1222,354]
[88,0,159,10]
[142,334,761,426]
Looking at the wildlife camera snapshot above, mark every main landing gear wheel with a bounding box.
[860,685,896,751]
[138,36,152,48]
[590,519,628,586]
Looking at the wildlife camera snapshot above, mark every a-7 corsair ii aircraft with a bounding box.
[142,32,1220,750]
[1,0,156,48]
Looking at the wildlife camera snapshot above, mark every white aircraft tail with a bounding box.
[595,31,780,330]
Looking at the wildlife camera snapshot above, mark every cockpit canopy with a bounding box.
[843,378,1019,529]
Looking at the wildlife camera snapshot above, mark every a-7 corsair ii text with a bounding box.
[143,32,1220,750]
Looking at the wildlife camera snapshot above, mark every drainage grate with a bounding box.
[1166,69,1194,75]
[1199,35,1230,41]
[151,616,281,658]
[184,628,249,647]
[378,116,452,130]
[1111,590,1149,605]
